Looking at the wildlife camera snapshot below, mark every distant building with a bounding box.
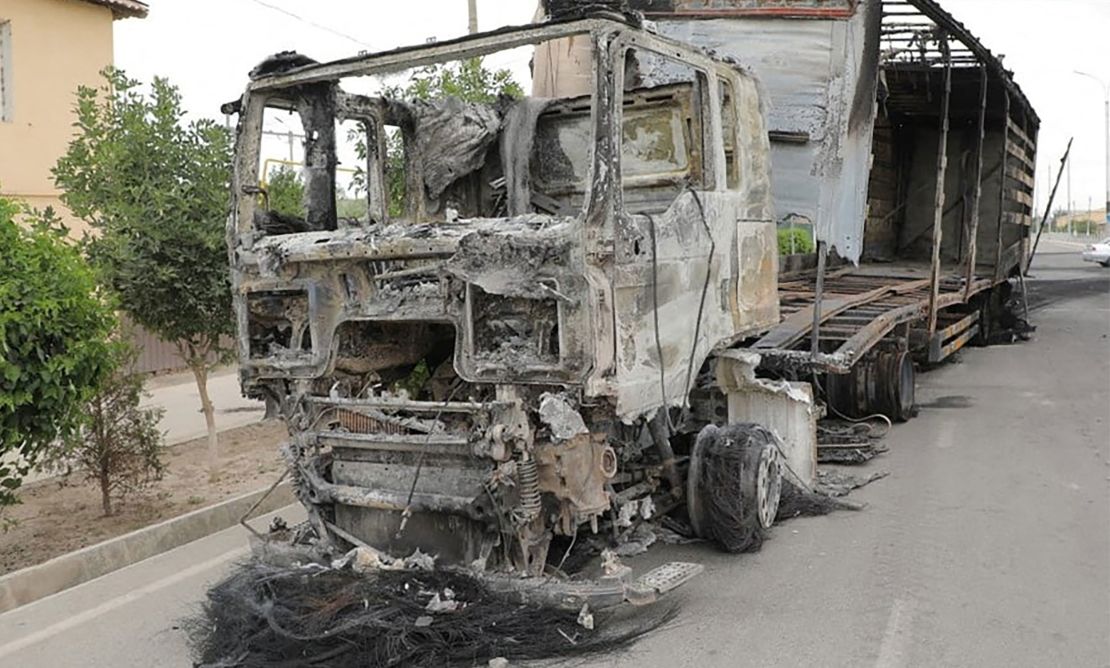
[1053,209,1109,236]
[0,0,148,234]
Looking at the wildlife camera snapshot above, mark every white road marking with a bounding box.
[0,545,248,659]
[875,597,915,668]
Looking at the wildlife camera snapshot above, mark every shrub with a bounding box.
[0,198,116,507]
[266,165,305,217]
[45,343,165,516]
[778,227,815,256]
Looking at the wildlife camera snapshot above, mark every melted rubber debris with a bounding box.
[186,562,677,668]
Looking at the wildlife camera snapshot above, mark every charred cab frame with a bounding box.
[227,15,796,597]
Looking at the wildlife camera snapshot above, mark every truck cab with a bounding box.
[228,13,783,583]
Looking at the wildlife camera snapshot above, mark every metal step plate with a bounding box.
[630,561,704,596]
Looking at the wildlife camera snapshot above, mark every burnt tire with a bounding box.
[888,350,916,422]
[825,350,915,422]
[687,423,783,554]
[971,292,993,347]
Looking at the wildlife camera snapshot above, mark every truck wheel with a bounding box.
[825,350,915,422]
[884,350,916,422]
[971,293,993,346]
[687,423,783,553]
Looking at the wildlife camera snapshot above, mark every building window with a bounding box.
[0,21,11,122]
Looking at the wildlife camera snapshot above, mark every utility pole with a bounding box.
[1075,71,1110,227]
[1067,155,1073,235]
[468,0,478,34]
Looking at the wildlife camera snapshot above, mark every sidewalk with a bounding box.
[10,367,265,487]
[142,366,264,445]
[1038,232,1106,247]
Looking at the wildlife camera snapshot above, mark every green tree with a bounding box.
[0,197,116,508]
[264,164,366,222]
[399,58,524,104]
[53,69,234,477]
[778,228,815,256]
[265,164,305,217]
[353,58,522,217]
[46,342,165,516]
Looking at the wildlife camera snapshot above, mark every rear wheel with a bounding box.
[825,350,915,422]
[971,291,993,346]
[687,423,783,553]
[888,350,916,422]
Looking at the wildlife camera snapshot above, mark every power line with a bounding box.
[243,0,373,49]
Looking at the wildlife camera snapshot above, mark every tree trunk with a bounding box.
[97,395,112,516]
[191,364,220,480]
[100,470,112,516]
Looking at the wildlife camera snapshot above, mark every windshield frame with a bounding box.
[232,21,623,247]
[229,16,741,248]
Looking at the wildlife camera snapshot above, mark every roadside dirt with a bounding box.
[0,420,288,575]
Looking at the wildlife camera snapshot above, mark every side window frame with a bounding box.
[719,75,742,191]
[611,39,723,212]
[335,93,391,225]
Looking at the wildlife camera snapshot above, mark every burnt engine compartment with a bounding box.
[267,322,698,576]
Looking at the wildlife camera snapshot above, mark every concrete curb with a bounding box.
[0,482,294,613]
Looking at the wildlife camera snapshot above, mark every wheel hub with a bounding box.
[755,444,782,529]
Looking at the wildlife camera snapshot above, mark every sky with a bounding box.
[114,0,1110,214]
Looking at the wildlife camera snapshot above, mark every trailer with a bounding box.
[611,0,1040,412]
[223,0,1037,606]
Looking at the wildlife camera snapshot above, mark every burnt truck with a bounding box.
[224,0,1037,603]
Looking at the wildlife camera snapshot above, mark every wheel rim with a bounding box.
[898,352,915,418]
[755,444,782,529]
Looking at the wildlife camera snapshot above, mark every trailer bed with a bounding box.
[750,264,995,373]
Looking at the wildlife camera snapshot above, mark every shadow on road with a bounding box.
[1026,274,1110,311]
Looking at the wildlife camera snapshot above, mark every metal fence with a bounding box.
[122,318,233,376]
[124,319,188,375]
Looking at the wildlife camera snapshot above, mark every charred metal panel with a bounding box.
[296,83,338,231]
[632,0,858,18]
[643,0,881,263]
[609,191,778,420]
[447,218,595,385]
[716,350,817,487]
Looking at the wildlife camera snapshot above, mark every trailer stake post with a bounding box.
[964,64,988,301]
[994,91,1011,279]
[927,34,953,337]
[811,240,828,359]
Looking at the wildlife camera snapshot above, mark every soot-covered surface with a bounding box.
[187,562,677,667]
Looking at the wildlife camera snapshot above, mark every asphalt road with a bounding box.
[1,241,1106,667]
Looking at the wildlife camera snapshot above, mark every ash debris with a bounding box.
[187,549,676,668]
[777,469,889,520]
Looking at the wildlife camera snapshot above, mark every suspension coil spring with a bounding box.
[516,456,542,523]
